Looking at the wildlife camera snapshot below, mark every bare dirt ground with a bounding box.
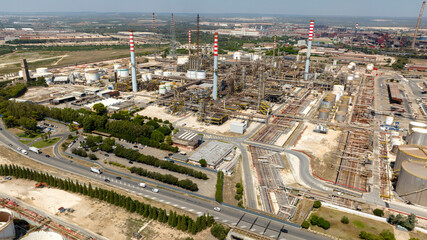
[0,179,213,240]
[223,157,243,206]
[290,199,313,225]
[293,123,341,182]
[136,105,186,123]
[19,85,87,102]
[278,154,300,188]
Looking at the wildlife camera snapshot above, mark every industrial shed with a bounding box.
[172,131,203,150]
[188,140,234,169]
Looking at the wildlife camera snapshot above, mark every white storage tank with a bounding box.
[159,85,166,94]
[141,74,149,82]
[154,70,163,76]
[36,67,48,74]
[367,63,374,71]
[347,75,354,81]
[84,69,99,84]
[21,231,63,240]
[196,70,206,79]
[146,73,153,80]
[114,63,122,71]
[0,209,15,239]
[117,68,129,78]
[177,56,189,65]
[407,128,427,146]
[409,121,427,134]
[186,70,197,79]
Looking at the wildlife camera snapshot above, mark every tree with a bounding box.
[373,208,384,217]
[199,159,207,167]
[210,223,230,240]
[93,103,107,115]
[341,216,349,224]
[165,135,173,145]
[89,153,98,160]
[313,200,322,208]
[301,221,310,229]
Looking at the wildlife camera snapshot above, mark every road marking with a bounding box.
[197,212,203,215]
[241,225,247,228]
[166,202,171,204]
[189,209,194,212]
[152,197,157,200]
[173,204,178,207]
[232,223,237,226]
[222,220,228,223]
[214,217,219,220]
[159,199,164,203]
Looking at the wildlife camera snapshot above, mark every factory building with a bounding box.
[395,161,427,206]
[393,145,427,171]
[0,209,15,240]
[188,140,234,169]
[51,95,76,105]
[172,130,203,150]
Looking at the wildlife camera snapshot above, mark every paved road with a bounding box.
[0,121,327,240]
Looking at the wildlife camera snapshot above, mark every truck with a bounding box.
[35,182,48,188]
[29,147,41,154]
[90,167,102,174]
[138,182,146,188]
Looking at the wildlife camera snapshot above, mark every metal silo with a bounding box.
[407,128,427,146]
[394,145,427,171]
[0,209,15,239]
[335,111,346,122]
[318,109,329,120]
[409,121,427,134]
[396,161,427,206]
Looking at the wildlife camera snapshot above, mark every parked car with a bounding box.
[104,179,110,183]
[4,176,12,180]
[116,176,122,180]
[214,207,221,212]
[104,154,109,157]
[128,161,133,164]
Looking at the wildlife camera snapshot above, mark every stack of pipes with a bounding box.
[304,20,314,81]
[129,30,137,92]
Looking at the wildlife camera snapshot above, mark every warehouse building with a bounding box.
[188,140,234,169]
[172,131,203,150]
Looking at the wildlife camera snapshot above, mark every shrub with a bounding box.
[88,153,98,160]
[235,182,242,188]
[341,216,349,224]
[236,187,243,195]
[317,217,330,230]
[313,200,322,208]
[301,221,310,229]
[373,208,384,217]
[199,159,207,167]
[310,214,319,225]
[235,194,242,200]
[210,223,230,240]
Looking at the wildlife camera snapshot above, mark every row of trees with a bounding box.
[388,213,417,231]
[215,171,224,203]
[309,214,330,230]
[0,164,214,235]
[235,182,244,208]
[359,230,396,240]
[114,146,208,180]
[129,167,199,192]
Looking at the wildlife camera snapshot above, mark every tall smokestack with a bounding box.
[412,1,426,48]
[129,30,138,92]
[213,32,218,100]
[20,59,30,82]
[354,22,359,38]
[197,14,200,56]
[152,13,157,57]
[273,35,276,57]
[170,13,176,59]
[188,29,192,57]
[304,20,314,81]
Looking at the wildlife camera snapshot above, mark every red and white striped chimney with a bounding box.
[214,32,218,56]
[129,30,137,92]
[188,29,191,56]
[129,31,135,52]
[213,32,218,100]
[354,22,359,38]
[308,20,314,41]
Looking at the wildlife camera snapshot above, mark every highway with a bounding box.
[0,120,328,240]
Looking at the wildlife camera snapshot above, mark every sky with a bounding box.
[0,0,425,18]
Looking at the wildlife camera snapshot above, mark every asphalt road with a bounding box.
[0,121,328,240]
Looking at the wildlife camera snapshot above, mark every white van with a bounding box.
[152,188,159,193]
[138,183,146,188]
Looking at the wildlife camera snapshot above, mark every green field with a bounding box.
[309,207,394,240]
[19,139,32,144]
[31,137,60,148]
[17,132,43,139]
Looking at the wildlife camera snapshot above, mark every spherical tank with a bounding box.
[318,109,329,120]
[395,161,427,207]
[407,128,427,146]
[21,231,63,240]
[335,111,346,122]
[409,122,427,134]
[394,145,427,171]
[0,209,15,239]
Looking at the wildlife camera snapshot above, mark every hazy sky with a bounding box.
[1,0,425,18]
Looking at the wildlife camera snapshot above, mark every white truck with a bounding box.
[90,167,102,174]
[138,183,146,188]
[29,147,41,154]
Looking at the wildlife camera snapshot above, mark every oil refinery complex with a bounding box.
[0,6,427,240]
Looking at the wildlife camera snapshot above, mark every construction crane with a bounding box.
[412,1,426,49]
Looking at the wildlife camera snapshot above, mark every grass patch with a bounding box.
[309,207,393,240]
[19,140,32,144]
[31,137,60,148]
[17,132,43,139]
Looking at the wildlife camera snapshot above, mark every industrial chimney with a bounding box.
[129,30,138,92]
[213,32,218,100]
[354,22,359,38]
[20,59,30,82]
[188,29,192,57]
[304,20,314,81]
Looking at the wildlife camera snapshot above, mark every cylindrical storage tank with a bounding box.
[84,69,99,84]
[335,111,346,122]
[18,70,23,77]
[394,145,427,171]
[177,56,189,65]
[36,67,48,74]
[146,73,152,80]
[0,209,15,239]
[154,70,163,76]
[163,71,172,77]
[367,64,374,71]
[391,136,402,153]
[341,96,350,105]
[186,70,197,79]
[407,128,427,146]
[159,85,166,94]
[141,74,148,82]
[117,68,129,78]
[165,83,172,91]
[318,109,329,120]
[338,104,348,113]
[21,231,63,240]
[347,75,354,81]
[73,72,81,78]
[114,64,122,71]
[196,70,206,79]
[333,85,345,92]
[409,122,427,134]
[395,161,427,207]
